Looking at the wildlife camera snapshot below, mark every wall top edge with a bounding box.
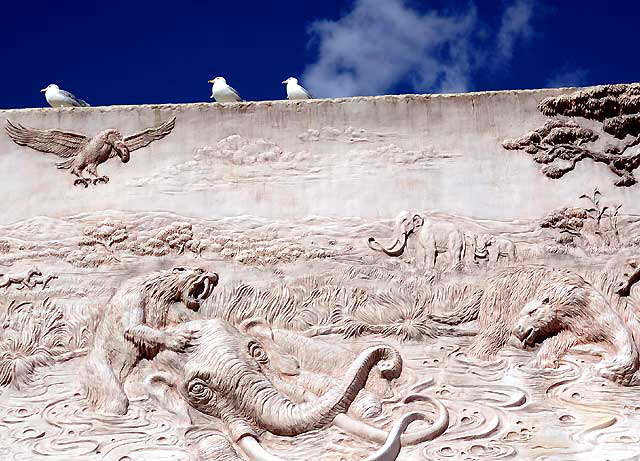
[0,85,607,114]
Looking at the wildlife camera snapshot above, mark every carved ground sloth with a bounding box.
[83,266,218,414]
[430,266,640,383]
[512,284,640,384]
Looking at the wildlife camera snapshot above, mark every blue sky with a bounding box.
[0,0,637,109]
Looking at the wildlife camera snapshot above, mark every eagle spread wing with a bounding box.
[5,120,88,158]
[119,117,176,155]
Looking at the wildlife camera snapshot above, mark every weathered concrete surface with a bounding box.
[2,86,640,461]
[2,87,631,225]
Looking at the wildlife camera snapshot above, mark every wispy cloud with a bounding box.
[303,0,534,98]
[496,0,534,61]
[545,68,589,88]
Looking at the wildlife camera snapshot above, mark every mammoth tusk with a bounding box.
[362,411,427,461]
[333,394,449,446]
[237,436,287,461]
[367,236,407,257]
[200,277,210,299]
[237,408,445,461]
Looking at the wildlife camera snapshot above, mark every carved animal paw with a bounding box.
[531,355,559,369]
[595,363,635,385]
[163,330,198,352]
[93,176,110,185]
[73,178,90,188]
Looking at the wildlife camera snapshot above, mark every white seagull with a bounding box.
[41,84,90,108]
[208,77,243,103]
[282,77,313,100]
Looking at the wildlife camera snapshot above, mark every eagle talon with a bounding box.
[93,176,110,185]
[74,178,89,188]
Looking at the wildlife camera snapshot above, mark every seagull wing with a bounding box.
[5,120,88,158]
[228,85,244,101]
[59,89,90,107]
[300,85,313,98]
[121,117,176,154]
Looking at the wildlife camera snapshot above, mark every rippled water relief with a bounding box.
[2,332,639,461]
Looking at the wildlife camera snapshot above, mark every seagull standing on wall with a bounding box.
[41,84,90,107]
[282,77,313,100]
[208,77,244,102]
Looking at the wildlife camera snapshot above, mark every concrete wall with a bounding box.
[0,87,634,224]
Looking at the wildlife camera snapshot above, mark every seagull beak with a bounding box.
[40,88,46,92]
[282,80,287,84]
[207,80,214,83]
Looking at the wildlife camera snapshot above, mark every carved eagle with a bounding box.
[5,117,176,187]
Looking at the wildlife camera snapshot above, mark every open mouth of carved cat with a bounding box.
[184,274,218,310]
[516,327,537,346]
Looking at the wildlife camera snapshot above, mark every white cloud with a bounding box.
[496,0,534,61]
[545,68,589,88]
[302,0,534,98]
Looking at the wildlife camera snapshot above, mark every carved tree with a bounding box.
[80,220,129,250]
[136,222,206,257]
[541,189,623,247]
[540,207,588,243]
[503,84,640,186]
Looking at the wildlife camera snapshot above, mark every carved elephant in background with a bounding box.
[146,318,449,461]
[472,234,517,264]
[368,211,465,269]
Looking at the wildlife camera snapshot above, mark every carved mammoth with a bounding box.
[472,233,517,264]
[368,211,465,269]
[147,318,449,461]
[249,321,396,421]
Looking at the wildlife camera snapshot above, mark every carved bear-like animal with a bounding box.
[430,265,640,384]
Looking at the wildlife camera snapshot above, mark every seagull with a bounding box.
[41,84,90,108]
[282,77,313,100]
[208,77,243,103]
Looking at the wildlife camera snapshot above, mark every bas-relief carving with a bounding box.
[503,83,640,187]
[5,117,176,187]
[2,89,640,460]
[129,129,459,192]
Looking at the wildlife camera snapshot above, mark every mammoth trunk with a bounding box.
[252,345,401,437]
